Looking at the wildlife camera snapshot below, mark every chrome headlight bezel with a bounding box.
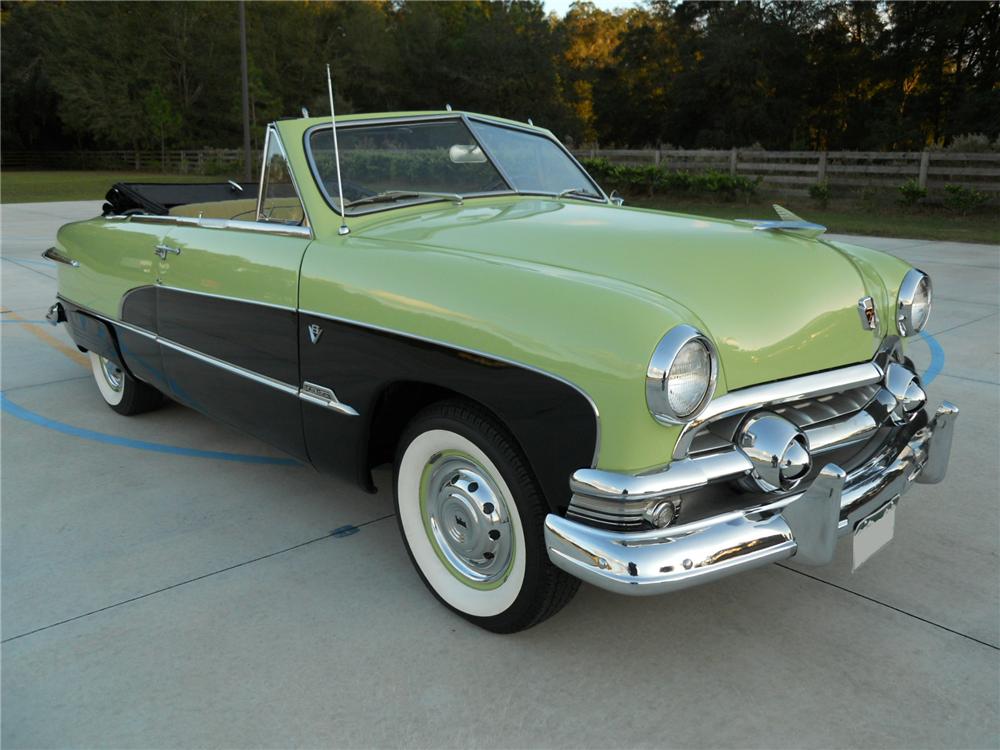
[896,268,932,336]
[646,325,718,425]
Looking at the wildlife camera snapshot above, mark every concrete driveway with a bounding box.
[2,201,998,748]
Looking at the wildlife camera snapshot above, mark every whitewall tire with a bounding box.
[393,400,579,633]
[88,351,163,416]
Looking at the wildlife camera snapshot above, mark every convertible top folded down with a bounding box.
[103,181,259,217]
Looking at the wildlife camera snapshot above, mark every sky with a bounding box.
[543,0,646,18]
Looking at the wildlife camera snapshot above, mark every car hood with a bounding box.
[359,198,880,390]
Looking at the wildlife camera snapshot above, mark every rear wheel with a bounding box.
[88,351,163,415]
[394,400,579,633]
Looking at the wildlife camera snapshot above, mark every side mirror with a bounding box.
[610,190,625,207]
[449,144,487,164]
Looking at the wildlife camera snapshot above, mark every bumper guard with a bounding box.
[545,402,958,595]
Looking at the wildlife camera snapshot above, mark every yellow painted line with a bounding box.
[4,310,89,368]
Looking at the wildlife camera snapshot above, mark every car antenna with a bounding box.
[326,64,349,236]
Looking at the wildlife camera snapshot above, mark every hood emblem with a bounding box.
[308,323,323,344]
[857,297,879,331]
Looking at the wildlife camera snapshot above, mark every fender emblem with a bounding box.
[308,323,323,344]
[857,297,879,331]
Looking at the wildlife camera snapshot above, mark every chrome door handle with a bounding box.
[154,244,181,260]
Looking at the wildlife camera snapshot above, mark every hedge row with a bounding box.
[580,158,761,200]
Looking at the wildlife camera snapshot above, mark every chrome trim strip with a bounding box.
[673,362,883,459]
[42,247,79,267]
[58,295,298,397]
[158,337,299,396]
[128,213,312,239]
[299,382,360,416]
[299,307,602,466]
[156,284,297,312]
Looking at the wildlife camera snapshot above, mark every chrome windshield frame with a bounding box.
[302,113,609,219]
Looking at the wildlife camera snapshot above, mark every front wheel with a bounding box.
[394,400,579,633]
[88,351,163,415]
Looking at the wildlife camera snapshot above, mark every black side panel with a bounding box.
[160,348,308,461]
[155,287,298,384]
[300,315,597,512]
[60,297,169,393]
[121,286,158,333]
[63,307,119,363]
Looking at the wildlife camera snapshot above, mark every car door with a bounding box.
[155,127,312,459]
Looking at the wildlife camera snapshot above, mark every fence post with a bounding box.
[655,145,661,168]
[729,148,737,177]
[817,151,827,183]
[918,150,930,190]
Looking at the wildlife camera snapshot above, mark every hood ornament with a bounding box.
[735,204,826,239]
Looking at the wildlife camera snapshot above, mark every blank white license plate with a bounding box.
[852,497,898,571]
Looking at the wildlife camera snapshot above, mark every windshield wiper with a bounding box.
[344,190,464,208]
[556,188,605,202]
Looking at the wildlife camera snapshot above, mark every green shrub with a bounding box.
[943,184,990,214]
[809,181,830,208]
[580,158,759,201]
[946,133,995,153]
[898,179,927,206]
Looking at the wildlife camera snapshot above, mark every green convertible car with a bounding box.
[45,111,957,632]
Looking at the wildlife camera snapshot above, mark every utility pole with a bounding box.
[239,0,252,181]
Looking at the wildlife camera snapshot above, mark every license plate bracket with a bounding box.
[852,496,898,571]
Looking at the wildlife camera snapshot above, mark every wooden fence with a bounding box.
[1,149,258,174]
[3,146,999,197]
[570,148,1000,197]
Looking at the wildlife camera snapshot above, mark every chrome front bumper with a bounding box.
[545,402,958,595]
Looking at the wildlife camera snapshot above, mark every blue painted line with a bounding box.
[0,392,301,466]
[920,330,945,386]
[331,525,360,538]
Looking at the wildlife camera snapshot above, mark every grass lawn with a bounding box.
[628,195,999,245]
[1,170,223,204]
[2,170,997,245]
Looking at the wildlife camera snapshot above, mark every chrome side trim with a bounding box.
[156,285,297,312]
[299,381,359,416]
[42,247,79,267]
[673,362,883,459]
[128,213,312,239]
[58,295,298,397]
[158,337,299,396]
[299,307,602,466]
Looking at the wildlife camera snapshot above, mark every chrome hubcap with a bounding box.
[421,453,513,587]
[99,356,123,392]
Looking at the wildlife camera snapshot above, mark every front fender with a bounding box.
[299,237,700,475]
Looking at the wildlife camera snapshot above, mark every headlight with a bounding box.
[646,325,718,424]
[896,269,932,336]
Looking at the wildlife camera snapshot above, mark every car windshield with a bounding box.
[308,117,603,215]
[466,120,601,200]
